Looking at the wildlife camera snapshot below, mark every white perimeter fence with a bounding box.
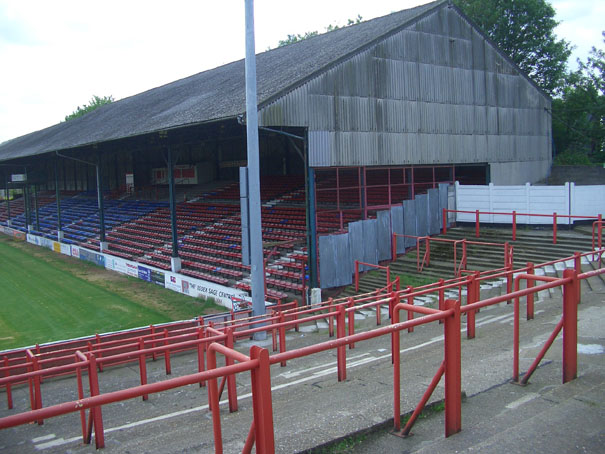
[455,182,605,224]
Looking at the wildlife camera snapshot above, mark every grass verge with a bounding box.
[0,235,224,350]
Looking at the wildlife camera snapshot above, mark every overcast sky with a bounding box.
[0,0,602,144]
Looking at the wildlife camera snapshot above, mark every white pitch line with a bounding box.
[33,311,523,450]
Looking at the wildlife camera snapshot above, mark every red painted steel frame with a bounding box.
[444,208,601,243]
[1,244,603,452]
[354,260,391,291]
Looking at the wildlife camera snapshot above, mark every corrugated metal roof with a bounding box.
[0,1,445,162]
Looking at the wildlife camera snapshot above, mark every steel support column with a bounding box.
[4,175,10,226]
[24,185,31,231]
[308,165,318,289]
[166,145,181,272]
[54,158,63,241]
[244,0,266,330]
[95,157,106,251]
[33,184,40,232]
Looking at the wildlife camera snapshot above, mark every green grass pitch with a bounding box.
[0,236,221,351]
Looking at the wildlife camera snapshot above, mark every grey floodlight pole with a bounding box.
[245,0,266,339]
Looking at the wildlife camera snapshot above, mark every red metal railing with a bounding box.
[592,216,603,260]
[392,233,512,277]
[1,248,604,451]
[443,208,602,244]
[354,260,391,291]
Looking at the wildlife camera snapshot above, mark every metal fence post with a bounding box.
[527,262,535,320]
[337,304,347,382]
[444,299,461,437]
[466,275,475,339]
[562,269,578,383]
[348,298,355,349]
[250,346,275,454]
[87,353,105,449]
[392,295,401,431]
[225,328,238,413]
[573,252,582,304]
[137,338,148,401]
[278,313,287,366]
[206,347,222,454]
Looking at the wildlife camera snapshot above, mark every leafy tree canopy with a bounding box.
[64,95,114,121]
[552,32,605,163]
[454,0,571,95]
[277,15,362,48]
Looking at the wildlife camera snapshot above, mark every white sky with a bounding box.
[0,0,602,144]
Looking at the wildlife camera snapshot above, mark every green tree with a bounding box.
[552,33,605,163]
[454,0,571,95]
[64,95,114,121]
[277,15,362,48]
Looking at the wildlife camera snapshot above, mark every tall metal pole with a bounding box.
[54,158,63,241]
[33,184,40,232]
[167,145,181,272]
[4,174,10,226]
[245,0,266,333]
[24,185,31,230]
[96,156,106,250]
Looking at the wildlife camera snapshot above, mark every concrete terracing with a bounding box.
[0,233,603,453]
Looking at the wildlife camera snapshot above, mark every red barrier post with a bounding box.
[3,357,12,409]
[562,269,578,383]
[513,279,521,382]
[407,287,414,333]
[466,274,476,339]
[86,353,104,448]
[278,313,287,367]
[164,330,172,375]
[392,295,401,430]
[250,346,275,454]
[553,212,558,244]
[527,263,535,320]
[599,214,603,251]
[138,338,148,401]
[95,334,104,373]
[26,352,34,414]
[354,260,359,291]
[206,346,223,454]
[475,210,480,238]
[197,327,206,387]
[150,325,157,361]
[462,240,467,272]
[32,355,43,425]
[426,239,431,267]
[225,329,238,413]
[392,233,397,261]
[328,298,334,337]
[375,289,381,326]
[512,210,517,241]
[504,241,510,270]
[348,298,355,349]
[444,299,461,437]
[336,304,347,381]
[442,208,447,234]
[271,311,278,352]
[506,264,513,304]
[438,279,445,324]
[75,355,86,444]
[574,252,582,304]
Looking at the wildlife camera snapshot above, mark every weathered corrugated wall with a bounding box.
[318,186,450,289]
[259,4,551,183]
